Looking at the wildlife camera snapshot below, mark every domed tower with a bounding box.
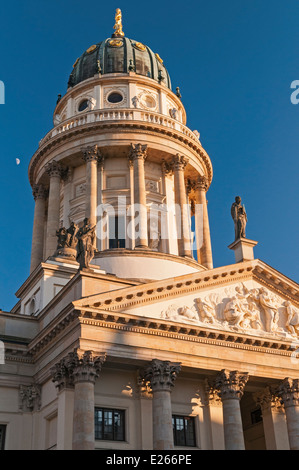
[29,8,213,281]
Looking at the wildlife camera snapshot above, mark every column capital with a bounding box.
[19,384,41,412]
[142,359,181,392]
[72,350,106,385]
[32,183,48,201]
[202,379,222,407]
[51,349,106,390]
[277,378,299,408]
[82,144,103,163]
[171,154,189,171]
[195,175,209,191]
[129,143,148,161]
[45,160,65,178]
[215,369,249,401]
[254,386,284,413]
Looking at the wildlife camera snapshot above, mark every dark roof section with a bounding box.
[68,37,171,90]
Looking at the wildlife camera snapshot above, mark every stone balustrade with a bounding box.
[38,109,201,147]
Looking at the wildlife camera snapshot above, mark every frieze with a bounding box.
[159,283,299,341]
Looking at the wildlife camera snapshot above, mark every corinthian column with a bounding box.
[215,369,249,450]
[51,349,106,451]
[130,143,148,248]
[143,359,181,450]
[171,155,192,257]
[30,184,47,273]
[195,175,213,269]
[277,378,299,450]
[82,145,103,227]
[45,161,65,259]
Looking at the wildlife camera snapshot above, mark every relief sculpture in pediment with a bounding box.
[159,282,299,340]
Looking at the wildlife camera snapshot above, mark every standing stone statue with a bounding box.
[76,218,96,269]
[231,196,248,240]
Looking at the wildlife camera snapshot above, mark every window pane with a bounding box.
[95,408,125,441]
[185,417,196,447]
[114,411,125,441]
[103,410,114,440]
[173,415,196,447]
[94,409,103,440]
[0,425,6,450]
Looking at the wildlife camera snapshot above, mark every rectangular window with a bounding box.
[95,408,125,441]
[109,216,126,249]
[0,425,6,450]
[172,415,196,447]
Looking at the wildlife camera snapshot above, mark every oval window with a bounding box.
[78,100,89,112]
[107,92,123,104]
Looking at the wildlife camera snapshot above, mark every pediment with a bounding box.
[74,259,299,343]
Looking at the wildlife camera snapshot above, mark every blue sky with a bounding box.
[0,0,298,311]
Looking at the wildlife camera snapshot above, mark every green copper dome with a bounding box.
[68,37,171,90]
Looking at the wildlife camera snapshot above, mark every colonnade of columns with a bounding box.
[30,144,213,272]
[50,351,299,451]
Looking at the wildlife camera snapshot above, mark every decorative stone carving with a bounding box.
[285,301,299,336]
[254,386,284,413]
[75,182,86,197]
[169,108,177,119]
[195,175,209,192]
[45,160,65,178]
[161,304,199,322]
[82,144,103,163]
[195,298,218,324]
[32,184,47,201]
[171,154,189,171]
[129,143,148,161]
[203,380,222,407]
[277,378,299,408]
[72,350,106,385]
[158,283,299,339]
[215,370,249,401]
[231,196,248,240]
[142,359,181,392]
[146,179,159,192]
[51,349,106,390]
[132,96,139,108]
[19,384,41,412]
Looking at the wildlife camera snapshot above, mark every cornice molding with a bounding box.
[74,260,299,313]
[28,121,212,187]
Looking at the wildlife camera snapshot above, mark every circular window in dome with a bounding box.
[107,92,124,104]
[78,99,89,112]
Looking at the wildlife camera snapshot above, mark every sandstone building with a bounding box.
[0,10,298,451]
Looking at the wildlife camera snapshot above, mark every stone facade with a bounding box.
[0,10,298,451]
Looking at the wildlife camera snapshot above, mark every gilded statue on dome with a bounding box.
[113,8,125,37]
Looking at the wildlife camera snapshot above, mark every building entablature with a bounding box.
[29,117,212,189]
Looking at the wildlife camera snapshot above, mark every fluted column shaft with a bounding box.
[30,184,47,273]
[143,359,181,450]
[83,145,103,228]
[277,378,299,450]
[195,176,213,269]
[172,155,191,257]
[45,161,63,259]
[130,144,148,248]
[215,370,249,450]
